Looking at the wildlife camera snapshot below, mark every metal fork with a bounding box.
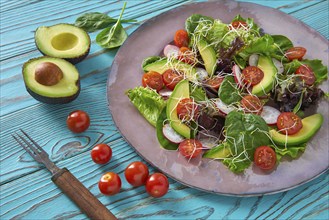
[13,130,117,220]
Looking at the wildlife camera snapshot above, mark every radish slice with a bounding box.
[164,45,180,58]
[159,88,173,98]
[196,67,208,81]
[261,106,281,125]
[272,58,284,74]
[213,98,235,115]
[249,54,259,66]
[162,123,185,144]
[232,65,244,87]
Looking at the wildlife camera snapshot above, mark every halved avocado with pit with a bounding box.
[22,56,80,104]
[35,24,90,64]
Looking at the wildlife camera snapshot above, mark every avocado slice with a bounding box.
[197,39,217,76]
[269,113,324,146]
[166,80,191,138]
[252,55,277,96]
[22,56,80,104]
[143,57,197,81]
[203,144,231,159]
[35,24,90,64]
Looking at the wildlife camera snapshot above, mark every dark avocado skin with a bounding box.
[34,23,91,64]
[25,80,81,104]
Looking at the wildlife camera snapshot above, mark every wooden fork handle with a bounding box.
[51,168,117,220]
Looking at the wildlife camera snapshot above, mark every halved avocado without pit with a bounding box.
[22,56,80,104]
[35,24,90,64]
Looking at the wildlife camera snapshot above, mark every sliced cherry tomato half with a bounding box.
[285,46,306,61]
[174,29,189,48]
[125,161,149,187]
[145,173,169,198]
[91,143,112,164]
[295,65,316,86]
[204,76,224,91]
[142,71,164,91]
[176,98,199,121]
[230,20,248,30]
[162,69,184,90]
[178,47,196,65]
[277,112,303,135]
[98,172,121,196]
[254,146,277,170]
[242,66,264,86]
[240,95,263,115]
[178,139,203,159]
[66,110,90,133]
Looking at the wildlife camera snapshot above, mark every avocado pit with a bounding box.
[35,62,63,86]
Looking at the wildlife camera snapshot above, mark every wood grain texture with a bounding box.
[0,0,328,219]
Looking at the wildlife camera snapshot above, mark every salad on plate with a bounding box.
[126,14,328,173]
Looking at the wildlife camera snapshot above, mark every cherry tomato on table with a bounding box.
[179,139,203,159]
[125,161,149,187]
[98,172,121,196]
[240,95,263,115]
[242,66,264,86]
[285,46,306,61]
[142,71,164,91]
[254,146,277,170]
[174,29,189,48]
[66,110,90,133]
[145,173,169,198]
[230,20,248,30]
[91,144,112,164]
[295,64,316,86]
[204,76,224,91]
[176,98,199,121]
[277,112,303,135]
[162,69,184,90]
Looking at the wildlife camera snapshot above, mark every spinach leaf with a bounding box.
[126,86,166,127]
[222,111,271,173]
[218,76,241,105]
[75,12,136,32]
[284,59,328,84]
[271,35,293,52]
[156,108,179,150]
[96,2,128,48]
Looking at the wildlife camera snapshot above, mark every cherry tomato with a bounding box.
[174,29,189,48]
[254,146,277,170]
[178,47,196,65]
[145,173,169,198]
[125,161,149,187]
[178,139,203,158]
[204,76,224,90]
[176,98,199,121]
[242,66,264,86]
[285,46,307,61]
[295,65,316,86]
[240,95,263,115]
[277,112,303,135]
[66,110,90,133]
[230,20,248,29]
[142,71,164,91]
[162,69,184,90]
[91,144,112,164]
[98,172,121,196]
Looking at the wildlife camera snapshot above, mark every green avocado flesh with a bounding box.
[166,80,191,138]
[23,57,80,103]
[35,24,90,64]
[197,39,216,76]
[269,113,324,146]
[203,145,231,159]
[252,55,277,96]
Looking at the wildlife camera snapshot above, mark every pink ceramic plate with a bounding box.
[107,1,328,196]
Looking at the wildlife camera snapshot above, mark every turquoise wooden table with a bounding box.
[1,0,328,219]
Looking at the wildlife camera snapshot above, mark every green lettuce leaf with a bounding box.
[275,143,306,161]
[218,76,241,105]
[185,14,214,35]
[231,14,260,33]
[190,84,207,102]
[126,87,166,127]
